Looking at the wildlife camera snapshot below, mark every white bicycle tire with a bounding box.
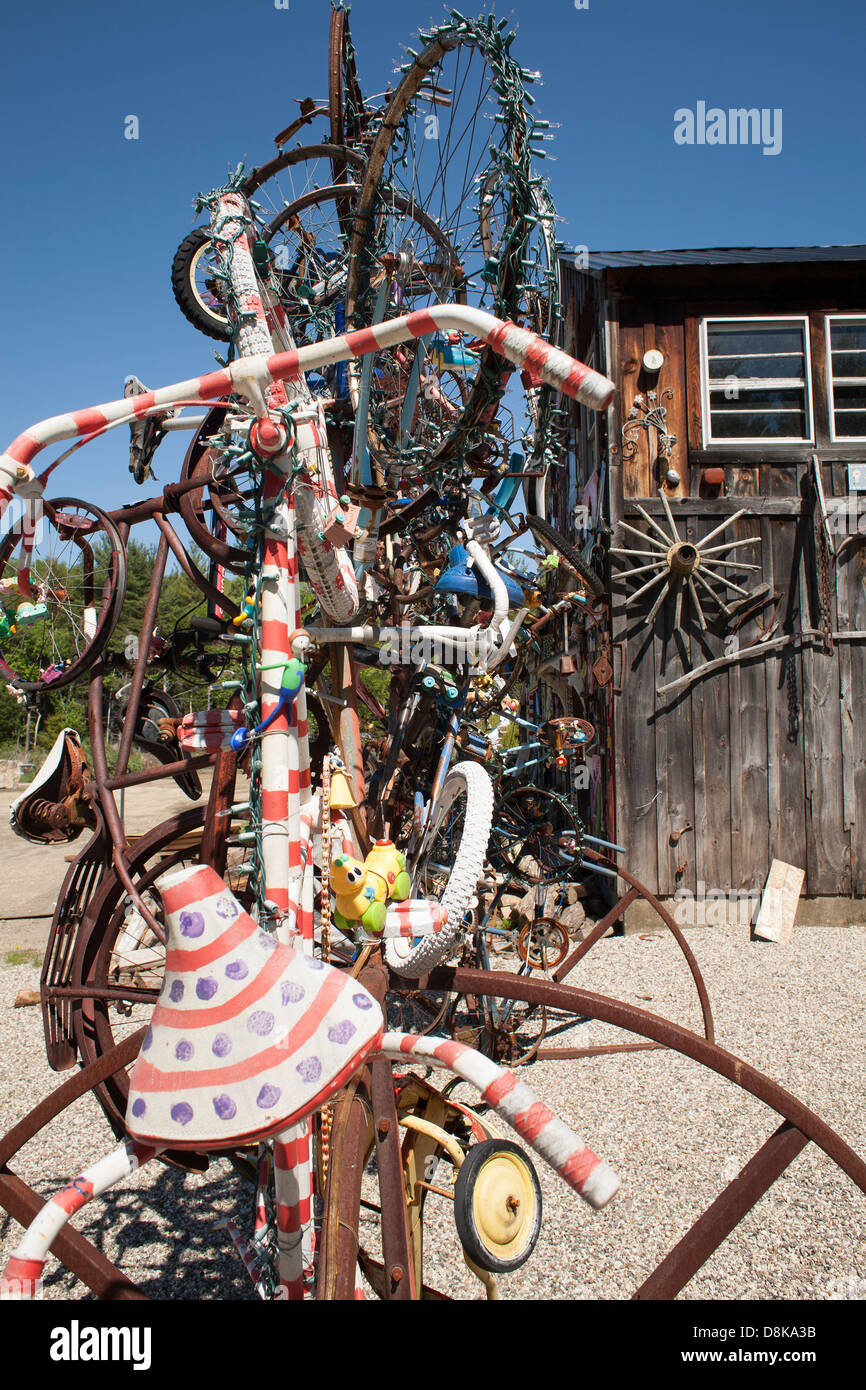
[386,759,494,978]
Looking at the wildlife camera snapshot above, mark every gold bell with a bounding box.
[329,769,357,809]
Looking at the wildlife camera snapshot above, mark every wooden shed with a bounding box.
[554,246,866,920]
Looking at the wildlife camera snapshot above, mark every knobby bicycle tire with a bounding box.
[526,514,606,599]
[387,759,494,978]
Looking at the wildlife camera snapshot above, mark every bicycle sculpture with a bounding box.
[1,8,864,1302]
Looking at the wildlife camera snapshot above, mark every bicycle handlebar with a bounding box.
[0,305,614,499]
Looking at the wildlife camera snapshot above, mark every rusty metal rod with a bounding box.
[426,967,866,1197]
[579,850,715,1042]
[0,1028,146,1169]
[99,753,214,792]
[153,513,240,619]
[87,663,165,940]
[370,1056,415,1300]
[633,1121,810,1300]
[535,1042,661,1060]
[115,531,169,778]
[0,1168,147,1300]
[44,985,159,1004]
[555,886,641,983]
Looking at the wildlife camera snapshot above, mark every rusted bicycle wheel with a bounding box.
[423,963,866,1300]
[68,807,220,1149]
[432,835,715,1067]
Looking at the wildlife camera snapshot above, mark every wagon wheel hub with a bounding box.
[667,539,699,576]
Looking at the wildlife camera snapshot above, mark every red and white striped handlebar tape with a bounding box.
[0,306,615,497]
[381,1031,620,1210]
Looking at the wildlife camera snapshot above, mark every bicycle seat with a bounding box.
[125,864,383,1150]
[435,545,524,606]
[9,728,95,844]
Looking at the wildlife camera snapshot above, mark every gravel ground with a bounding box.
[1,922,865,1301]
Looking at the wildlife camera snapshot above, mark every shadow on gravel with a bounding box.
[3,1162,261,1300]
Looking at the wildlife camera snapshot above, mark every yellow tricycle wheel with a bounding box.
[454,1140,542,1272]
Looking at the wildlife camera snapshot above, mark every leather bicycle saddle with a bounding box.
[9,728,96,845]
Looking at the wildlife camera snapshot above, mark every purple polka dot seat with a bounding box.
[125,864,383,1149]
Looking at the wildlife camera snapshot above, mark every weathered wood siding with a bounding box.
[559,260,866,897]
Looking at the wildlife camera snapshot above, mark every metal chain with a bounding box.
[815,510,835,653]
[785,647,800,744]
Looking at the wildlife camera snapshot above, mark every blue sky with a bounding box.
[2,0,864,519]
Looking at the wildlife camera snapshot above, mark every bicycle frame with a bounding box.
[1,216,616,1294]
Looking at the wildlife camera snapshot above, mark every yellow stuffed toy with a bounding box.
[330,840,411,935]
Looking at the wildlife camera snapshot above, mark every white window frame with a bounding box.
[700,315,814,447]
[825,313,866,442]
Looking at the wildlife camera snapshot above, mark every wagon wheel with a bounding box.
[611,488,761,632]
[6,969,864,1300]
[426,964,866,1300]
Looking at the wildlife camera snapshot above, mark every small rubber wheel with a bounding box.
[171,228,231,341]
[453,1139,542,1272]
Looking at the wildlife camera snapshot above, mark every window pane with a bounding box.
[831,350,866,379]
[830,321,866,352]
[707,323,805,357]
[704,318,810,442]
[708,356,804,381]
[711,388,806,412]
[833,383,866,410]
[834,411,866,438]
[710,410,807,439]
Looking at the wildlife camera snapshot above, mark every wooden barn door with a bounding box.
[611,475,858,899]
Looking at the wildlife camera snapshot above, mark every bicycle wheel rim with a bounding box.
[0,497,127,693]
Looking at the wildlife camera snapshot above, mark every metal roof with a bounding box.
[560,246,866,270]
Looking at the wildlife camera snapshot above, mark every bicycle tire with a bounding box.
[262,180,461,371]
[526,514,606,599]
[125,689,203,801]
[386,759,494,978]
[171,145,367,344]
[171,228,231,341]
